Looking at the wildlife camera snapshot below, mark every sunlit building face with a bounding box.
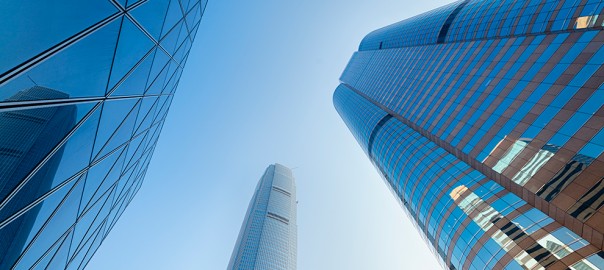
[334,0,604,269]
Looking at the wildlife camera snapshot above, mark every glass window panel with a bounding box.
[95,100,141,159]
[133,97,160,134]
[0,20,121,102]
[0,101,97,219]
[70,187,113,261]
[29,231,70,270]
[91,98,139,159]
[107,17,155,91]
[16,177,84,269]
[0,0,117,75]
[66,221,105,270]
[44,232,74,270]
[161,21,184,55]
[80,148,126,214]
[130,0,171,40]
[0,177,76,270]
[185,3,200,31]
[77,227,106,269]
[161,0,185,39]
[109,48,156,97]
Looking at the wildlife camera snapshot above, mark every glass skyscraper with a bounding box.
[334,0,604,269]
[0,1,206,269]
[228,164,297,270]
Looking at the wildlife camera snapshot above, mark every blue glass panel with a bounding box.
[95,100,142,159]
[0,0,117,75]
[109,47,156,97]
[44,233,73,270]
[161,0,185,39]
[69,186,113,261]
[0,101,97,220]
[146,49,172,91]
[15,176,83,269]
[130,0,171,40]
[161,21,184,55]
[67,222,105,270]
[0,177,76,269]
[0,20,121,102]
[80,148,126,214]
[107,17,155,91]
[32,231,71,269]
[91,98,139,159]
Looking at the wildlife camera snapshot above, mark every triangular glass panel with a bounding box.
[91,98,139,159]
[145,65,169,95]
[146,49,171,90]
[117,158,141,192]
[174,39,191,65]
[80,147,126,213]
[121,132,147,169]
[95,100,142,159]
[78,228,106,269]
[153,95,173,124]
[175,21,189,50]
[43,231,73,270]
[185,3,200,33]
[107,17,155,92]
[108,47,157,97]
[179,0,193,13]
[190,19,201,41]
[163,67,182,95]
[133,96,159,133]
[0,19,121,103]
[66,219,105,270]
[160,21,183,56]
[69,187,113,261]
[129,0,171,41]
[122,140,147,174]
[160,0,185,40]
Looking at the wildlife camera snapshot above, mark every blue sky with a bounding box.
[87,0,451,269]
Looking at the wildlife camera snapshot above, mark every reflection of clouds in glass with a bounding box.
[0,86,76,269]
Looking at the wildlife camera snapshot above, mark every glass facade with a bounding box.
[334,0,604,269]
[0,1,206,269]
[228,164,297,270]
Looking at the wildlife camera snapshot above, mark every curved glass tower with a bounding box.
[0,1,207,269]
[228,164,297,270]
[334,0,604,269]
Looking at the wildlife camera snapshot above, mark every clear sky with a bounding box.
[87,0,452,269]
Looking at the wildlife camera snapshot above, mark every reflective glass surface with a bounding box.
[0,1,205,268]
[335,0,604,269]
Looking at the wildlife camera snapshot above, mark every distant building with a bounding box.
[0,1,207,268]
[334,0,604,269]
[228,164,297,270]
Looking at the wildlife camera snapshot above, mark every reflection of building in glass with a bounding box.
[0,1,206,268]
[0,87,76,269]
[228,164,297,270]
[334,0,604,269]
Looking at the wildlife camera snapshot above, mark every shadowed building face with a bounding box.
[334,0,604,269]
[0,1,207,268]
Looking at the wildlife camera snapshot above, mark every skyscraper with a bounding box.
[0,1,206,269]
[334,1,604,269]
[228,164,297,270]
